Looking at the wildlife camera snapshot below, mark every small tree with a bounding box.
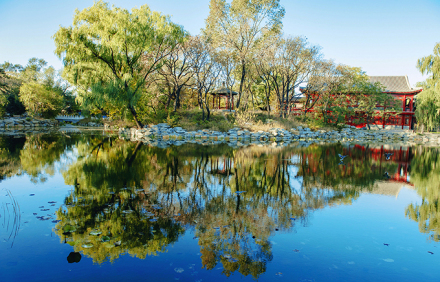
[19,82,64,118]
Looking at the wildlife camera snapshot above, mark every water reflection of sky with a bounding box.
[1,135,440,281]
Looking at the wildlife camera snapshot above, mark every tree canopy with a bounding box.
[204,0,285,109]
[53,1,186,128]
[415,43,440,131]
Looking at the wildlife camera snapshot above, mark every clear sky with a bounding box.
[1,0,439,87]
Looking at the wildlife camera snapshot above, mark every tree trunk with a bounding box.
[237,61,246,109]
[266,83,271,118]
[174,87,182,112]
[129,105,143,129]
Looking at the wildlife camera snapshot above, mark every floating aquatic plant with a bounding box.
[63,224,77,233]
[89,230,102,236]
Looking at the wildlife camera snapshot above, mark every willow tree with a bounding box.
[415,43,440,132]
[53,1,186,128]
[204,0,285,109]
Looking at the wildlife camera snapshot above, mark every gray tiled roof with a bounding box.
[368,76,422,93]
[211,87,238,95]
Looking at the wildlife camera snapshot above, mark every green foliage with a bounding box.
[415,43,440,131]
[19,82,64,118]
[204,0,285,108]
[53,0,186,128]
[415,88,440,131]
[1,58,75,116]
[406,147,440,241]
[310,66,400,127]
[417,42,440,86]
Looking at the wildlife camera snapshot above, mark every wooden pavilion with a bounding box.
[210,87,238,110]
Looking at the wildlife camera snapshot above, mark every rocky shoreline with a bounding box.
[0,117,58,129]
[1,117,440,148]
[118,123,440,148]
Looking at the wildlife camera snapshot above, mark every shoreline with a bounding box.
[118,123,440,148]
[1,118,440,148]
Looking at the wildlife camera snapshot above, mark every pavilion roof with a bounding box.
[368,76,423,94]
[211,87,238,96]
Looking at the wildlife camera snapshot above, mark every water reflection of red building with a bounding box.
[351,144,413,185]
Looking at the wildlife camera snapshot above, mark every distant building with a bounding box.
[296,75,422,129]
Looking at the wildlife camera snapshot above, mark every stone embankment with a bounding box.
[0,117,58,131]
[119,123,433,148]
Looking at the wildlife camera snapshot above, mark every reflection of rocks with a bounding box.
[59,124,81,133]
[119,123,417,149]
[67,252,81,263]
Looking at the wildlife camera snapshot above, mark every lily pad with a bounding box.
[104,243,115,249]
[63,225,77,233]
[101,236,111,242]
[90,230,102,236]
[82,243,94,248]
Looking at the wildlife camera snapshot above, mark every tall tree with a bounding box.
[204,0,285,109]
[417,42,440,90]
[216,49,237,111]
[188,36,221,121]
[266,37,320,117]
[157,37,194,111]
[53,1,186,128]
[415,43,440,131]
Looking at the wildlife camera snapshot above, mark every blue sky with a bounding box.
[0,0,439,86]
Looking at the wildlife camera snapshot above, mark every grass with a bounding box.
[242,111,309,132]
[110,108,328,132]
[172,109,234,132]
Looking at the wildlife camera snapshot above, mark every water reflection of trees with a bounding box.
[51,137,401,278]
[407,147,440,241]
[0,133,83,182]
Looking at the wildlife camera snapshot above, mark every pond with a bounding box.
[0,132,439,281]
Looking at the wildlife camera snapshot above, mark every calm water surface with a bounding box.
[1,132,439,281]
